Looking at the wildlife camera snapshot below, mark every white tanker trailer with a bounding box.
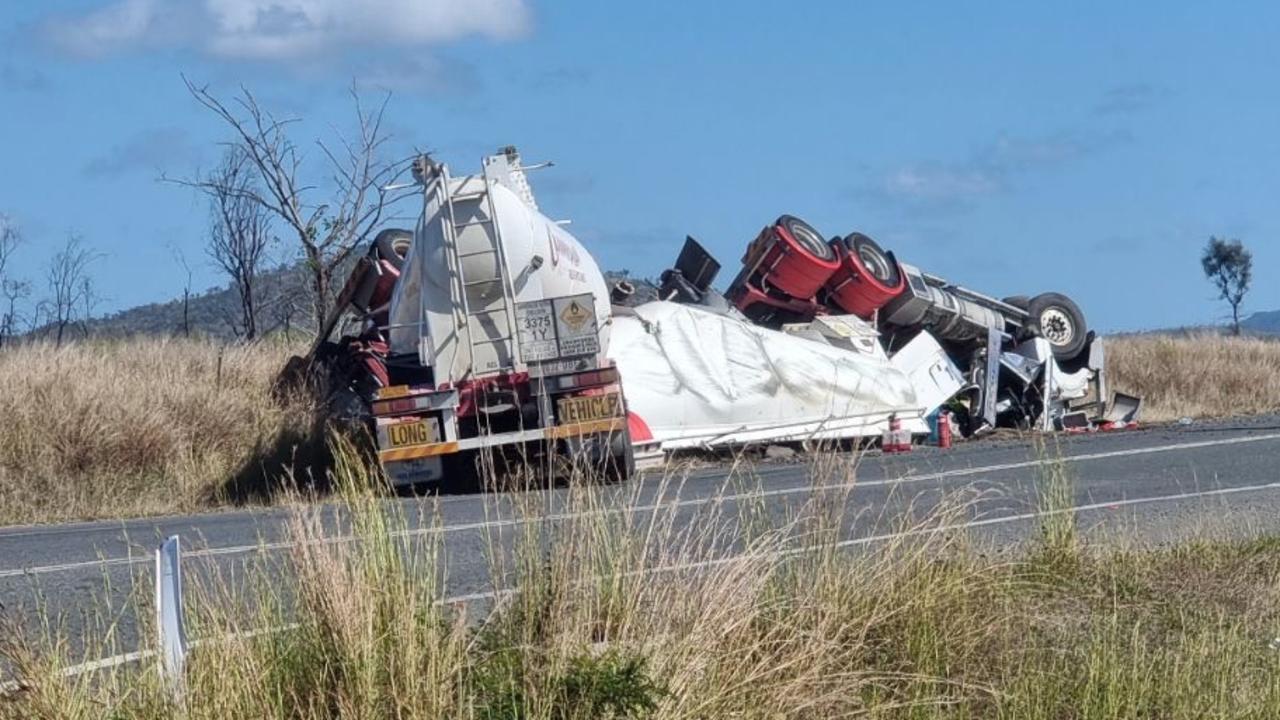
[305,147,634,488]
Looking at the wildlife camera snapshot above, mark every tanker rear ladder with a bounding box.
[435,157,524,379]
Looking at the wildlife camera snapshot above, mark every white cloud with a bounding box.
[881,166,1000,203]
[862,129,1132,213]
[48,0,531,60]
[51,0,160,56]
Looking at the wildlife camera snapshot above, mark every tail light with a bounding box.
[536,366,620,394]
[371,386,456,416]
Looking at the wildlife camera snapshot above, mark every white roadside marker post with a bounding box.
[155,535,188,702]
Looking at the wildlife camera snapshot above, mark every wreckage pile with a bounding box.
[634,213,1142,449]
[295,148,1140,488]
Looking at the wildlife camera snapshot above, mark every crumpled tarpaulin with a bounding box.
[609,301,958,449]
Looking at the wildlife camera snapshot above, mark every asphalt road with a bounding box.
[4,415,1280,684]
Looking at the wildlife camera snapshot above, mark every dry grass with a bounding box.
[0,337,315,526]
[3,443,1280,718]
[1107,332,1280,422]
[0,331,1276,525]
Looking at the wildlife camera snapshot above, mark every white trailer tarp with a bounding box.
[609,302,960,449]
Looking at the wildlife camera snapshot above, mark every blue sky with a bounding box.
[1,1,1278,332]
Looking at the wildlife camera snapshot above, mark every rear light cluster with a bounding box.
[537,367,619,393]
[373,396,429,416]
[372,385,445,416]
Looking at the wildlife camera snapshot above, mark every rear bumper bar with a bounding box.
[378,417,627,464]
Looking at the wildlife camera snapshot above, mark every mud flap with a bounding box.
[1103,393,1143,424]
[563,428,634,482]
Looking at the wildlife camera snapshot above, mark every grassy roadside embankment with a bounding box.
[2,442,1278,718]
[0,338,314,526]
[0,332,1277,525]
[1107,332,1280,422]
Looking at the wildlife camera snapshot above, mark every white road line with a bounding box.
[5,477,1279,695]
[3,431,1279,580]
[0,649,151,695]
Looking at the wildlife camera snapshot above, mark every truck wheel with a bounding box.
[846,233,901,288]
[777,215,836,262]
[374,229,413,271]
[607,430,636,483]
[1024,292,1088,361]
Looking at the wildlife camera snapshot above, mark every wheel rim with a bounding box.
[1039,307,1075,346]
[786,222,832,260]
[857,244,892,283]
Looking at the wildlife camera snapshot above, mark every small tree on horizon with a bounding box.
[44,233,98,347]
[205,147,274,340]
[1200,236,1252,336]
[0,215,26,347]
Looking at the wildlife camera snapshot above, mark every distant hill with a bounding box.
[75,262,314,341]
[61,265,660,341]
[47,254,1280,344]
[1242,310,1280,334]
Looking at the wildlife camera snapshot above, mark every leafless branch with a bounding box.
[206,147,274,340]
[179,76,410,333]
[0,215,19,283]
[0,278,30,348]
[44,233,98,347]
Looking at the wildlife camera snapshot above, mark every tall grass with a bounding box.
[4,440,1279,718]
[0,330,1275,525]
[1107,332,1280,421]
[0,337,314,525]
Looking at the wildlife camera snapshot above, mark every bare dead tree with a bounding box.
[44,233,96,347]
[0,214,18,283]
[1,278,31,347]
[177,77,409,334]
[168,244,194,337]
[0,215,22,347]
[75,275,101,340]
[204,148,273,340]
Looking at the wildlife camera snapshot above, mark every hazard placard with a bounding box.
[552,294,600,358]
[515,299,559,361]
[559,298,592,330]
[516,293,600,363]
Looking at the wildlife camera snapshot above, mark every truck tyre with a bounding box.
[778,215,836,262]
[374,229,413,271]
[846,233,901,288]
[1024,292,1088,361]
[607,429,636,483]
